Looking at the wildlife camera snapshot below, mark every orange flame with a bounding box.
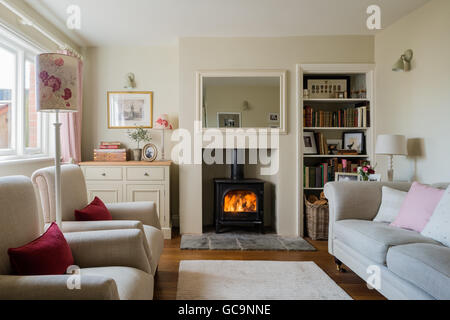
[224,191,257,213]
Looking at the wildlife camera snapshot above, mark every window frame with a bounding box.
[0,30,49,160]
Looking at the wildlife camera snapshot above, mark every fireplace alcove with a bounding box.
[201,149,275,233]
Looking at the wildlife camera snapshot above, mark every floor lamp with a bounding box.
[155,114,173,160]
[36,53,82,227]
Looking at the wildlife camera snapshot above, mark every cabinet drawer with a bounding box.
[84,167,123,181]
[126,167,164,181]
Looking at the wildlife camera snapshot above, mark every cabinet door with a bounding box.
[86,184,123,203]
[126,184,164,220]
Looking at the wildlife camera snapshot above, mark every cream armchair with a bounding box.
[0,176,153,300]
[31,165,163,275]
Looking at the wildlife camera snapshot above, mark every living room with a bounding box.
[0,0,448,308]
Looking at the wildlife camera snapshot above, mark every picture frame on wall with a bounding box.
[107,91,153,129]
[304,75,350,99]
[342,132,365,154]
[303,132,317,154]
[335,172,361,182]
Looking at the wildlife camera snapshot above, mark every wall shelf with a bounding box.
[304,127,369,131]
[303,98,370,102]
[304,154,369,158]
[296,64,375,238]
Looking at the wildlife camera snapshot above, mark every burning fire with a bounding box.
[224,191,257,213]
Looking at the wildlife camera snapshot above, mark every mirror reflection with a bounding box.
[202,77,281,129]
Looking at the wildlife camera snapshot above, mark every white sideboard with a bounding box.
[79,161,172,239]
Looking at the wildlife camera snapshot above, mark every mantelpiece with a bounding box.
[79,161,172,239]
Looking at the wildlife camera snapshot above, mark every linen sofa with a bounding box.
[0,176,154,300]
[32,165,164,276]
[325,181,450,300]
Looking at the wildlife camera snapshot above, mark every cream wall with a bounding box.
[179,36,375,236]
[375,0,450,183]
[82,45,180,219]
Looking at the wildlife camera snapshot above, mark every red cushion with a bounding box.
[75,196,112,221]
[8,223,74,276]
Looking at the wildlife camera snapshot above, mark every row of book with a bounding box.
[304,105,370,128]
[94,142,127,162]
[304,158,367,188]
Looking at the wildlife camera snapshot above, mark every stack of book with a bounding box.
[94,142,127,162]
[304,105,370,128]
[304,158,368,188]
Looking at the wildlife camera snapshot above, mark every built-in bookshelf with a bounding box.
[296,64,375,237]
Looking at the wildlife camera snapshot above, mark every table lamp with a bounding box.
[155,114,173,160]
[36,53,82,227]
[376,134,407,182]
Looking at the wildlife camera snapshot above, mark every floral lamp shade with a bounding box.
[36,53,82,113]
[155,114,173,130]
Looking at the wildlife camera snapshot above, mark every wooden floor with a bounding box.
[154,232,385,300]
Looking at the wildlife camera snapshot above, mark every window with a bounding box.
[0,30,48,159]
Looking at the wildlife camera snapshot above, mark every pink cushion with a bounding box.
[75,196,112,221]
[391,182,445,232]
[8,223,74,275]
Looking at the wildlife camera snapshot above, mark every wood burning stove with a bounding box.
[214,150,265,233]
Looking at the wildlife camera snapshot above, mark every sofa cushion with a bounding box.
[75,197,112,221]
[373,186,407,223]
[421,186,450,247]
[391,182,444,232]
[334,220,440,265]
[387,244,450,300]
[8,223,74,276]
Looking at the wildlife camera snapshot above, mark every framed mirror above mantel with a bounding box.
[196,70,287,134]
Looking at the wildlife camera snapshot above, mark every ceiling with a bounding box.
[25,0,430,47]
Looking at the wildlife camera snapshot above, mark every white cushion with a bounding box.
[373,186,407,223]
[421,186,450,247]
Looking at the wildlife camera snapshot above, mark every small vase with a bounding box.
[132,149,142,161]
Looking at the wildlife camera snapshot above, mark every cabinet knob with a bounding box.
[101,173,106,176]
[144,172,149,176]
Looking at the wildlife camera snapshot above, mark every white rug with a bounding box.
[177,260,352,300]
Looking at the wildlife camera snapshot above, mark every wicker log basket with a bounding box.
[305,193,329,240]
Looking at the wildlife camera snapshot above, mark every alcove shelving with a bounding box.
[296,64,375,237]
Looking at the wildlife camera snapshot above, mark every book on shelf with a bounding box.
[304,105,370,128]
[304,158,368,188]
[94,148,126,153]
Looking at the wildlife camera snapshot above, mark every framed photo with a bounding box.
[327,139,342,155]
[304,75,350,99]
[303,132,317,154]
[335,172,361,182]
[217,112,241,128]
[343,132,365,154]
[269,113,279,123]
[108,91,153,129]
[142,143,158,162]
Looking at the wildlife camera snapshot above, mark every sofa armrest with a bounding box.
[65,229,151,274]
[61,220,143,233]
[324,181,412,255]
[0,274,119,300]
[106,202,161,229]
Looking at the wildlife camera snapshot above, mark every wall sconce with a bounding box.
[392,49,413,72]
[242,100,250,111]
[124,72,136,88]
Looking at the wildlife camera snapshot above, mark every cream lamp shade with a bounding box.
[376,134,407,182]
[36,53,81,113]
[376,135,408,155]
